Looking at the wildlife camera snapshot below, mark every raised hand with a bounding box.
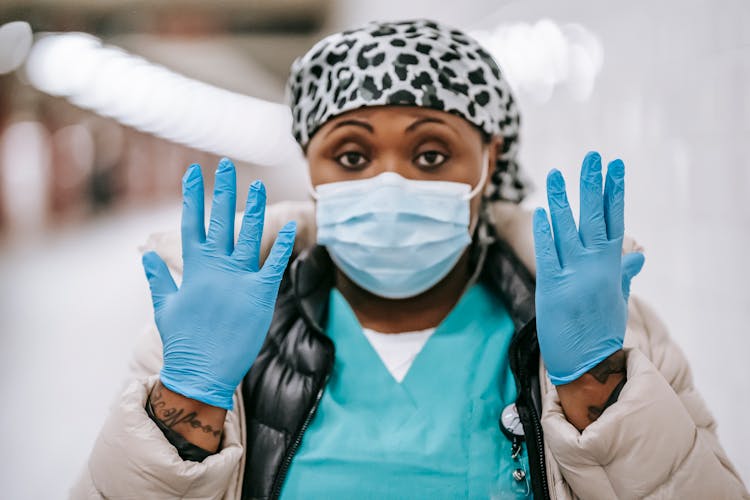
[142,158,296,410]
[532,151,645,386]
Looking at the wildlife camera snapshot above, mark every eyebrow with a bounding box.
[326,119,374,136]
[325,116,451,137]
[404,116,447,132]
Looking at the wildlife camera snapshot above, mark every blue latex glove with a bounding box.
[141,158,296,409]
[533,151,645,385]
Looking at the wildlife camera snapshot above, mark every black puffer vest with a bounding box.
[240,233,549,500]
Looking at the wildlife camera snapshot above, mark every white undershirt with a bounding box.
[361,327,437,383]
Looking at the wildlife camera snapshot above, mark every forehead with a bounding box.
[317,105,476,133]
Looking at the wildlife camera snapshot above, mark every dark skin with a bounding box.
[148,106,623,452]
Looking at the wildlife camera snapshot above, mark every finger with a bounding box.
[532,207,562,278]
[206,158,237,255]
[261,221,297,279]
[621,251,645,301]
[604,159,626,241]
[142,251,178,311]
[546,169,581,266]
[578,151,607,247]
[181,164,205,258]
[233,180,266,271]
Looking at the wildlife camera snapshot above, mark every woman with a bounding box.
[72,19,747,499]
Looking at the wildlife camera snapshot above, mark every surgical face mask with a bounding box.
[310,148,489,299]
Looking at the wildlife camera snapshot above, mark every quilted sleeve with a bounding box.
[541,295,749,500]
[69,374,244,500]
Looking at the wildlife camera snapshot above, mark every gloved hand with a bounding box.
[141,158,296,409]
[532,151,645,385]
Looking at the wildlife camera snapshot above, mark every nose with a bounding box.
[376,151,417,179]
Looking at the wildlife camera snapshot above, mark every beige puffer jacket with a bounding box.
[71,200,748,500]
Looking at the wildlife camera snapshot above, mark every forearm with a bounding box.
[147,380,227,452]
[556,349,626,431]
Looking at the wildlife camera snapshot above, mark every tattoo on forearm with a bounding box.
[149,384,222,438]
[587,350,626,384]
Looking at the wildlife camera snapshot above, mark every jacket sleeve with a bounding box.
[69,324,245,500]
[69,202,312,499]
[540,295,749,500]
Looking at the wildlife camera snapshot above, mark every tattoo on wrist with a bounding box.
[586,404,605,422]
[582,352,628,425]
[586,375,627,423]
[587,350,626,384]
[149,384,222,438]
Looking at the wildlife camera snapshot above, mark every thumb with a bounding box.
[142,251,178,310]
[621,251,645,302]
[260,221,297,280]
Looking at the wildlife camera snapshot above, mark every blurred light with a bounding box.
[0,21,33,74]
[24,33,304,169]
[52,124,95,190]
[0,121,51,233]
[471,20,604,104]
[91,119,125,169]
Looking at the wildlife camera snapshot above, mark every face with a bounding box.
[305,105,503,228]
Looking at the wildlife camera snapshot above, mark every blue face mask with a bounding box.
[311,150,488,299]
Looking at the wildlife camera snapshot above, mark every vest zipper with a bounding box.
[528,396,550,500]
[269,370,332,500]
[510,319,551,500]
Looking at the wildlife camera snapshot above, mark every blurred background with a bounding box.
[0,0,748,497]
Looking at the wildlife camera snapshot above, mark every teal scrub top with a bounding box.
[279,283,532,499]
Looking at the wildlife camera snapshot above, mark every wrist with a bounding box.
[546,340,624,386]
[556,350,627,431]
[159,367,237,410]
[148,380,228,453]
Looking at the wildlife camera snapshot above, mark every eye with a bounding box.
[335,151,369,169]
[415,150,449,168]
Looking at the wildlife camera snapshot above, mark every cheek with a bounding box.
[305,140,338,185]
[306,154,335,186]
[306,162,322,185]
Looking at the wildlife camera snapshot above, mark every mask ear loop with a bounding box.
[464,146,490,201]
[307,173,320,201]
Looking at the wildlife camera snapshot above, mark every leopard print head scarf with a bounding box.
[285,18,526,203]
